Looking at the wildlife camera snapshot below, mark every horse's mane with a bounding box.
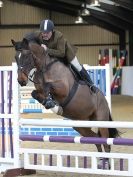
[29,43,45,58]
[29,43,80,81]
[28,42,69,66]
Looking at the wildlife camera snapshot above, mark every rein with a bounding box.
[42,59,59,73]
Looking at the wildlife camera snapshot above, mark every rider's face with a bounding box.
[41,31,52,41]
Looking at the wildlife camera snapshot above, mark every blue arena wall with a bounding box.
[20,126,79,136]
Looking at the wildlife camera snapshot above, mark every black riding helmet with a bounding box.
[40,19,54,33]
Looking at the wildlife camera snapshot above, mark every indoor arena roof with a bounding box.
[9,0,133,33]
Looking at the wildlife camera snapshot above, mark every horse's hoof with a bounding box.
[97,158,110,169]
[45,100,55,109]
[31,90,44,104]
[31,90,38,99]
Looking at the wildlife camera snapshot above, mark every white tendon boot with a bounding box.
[51,105,63,115]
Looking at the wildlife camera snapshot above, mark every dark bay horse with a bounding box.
[11,38,119,160]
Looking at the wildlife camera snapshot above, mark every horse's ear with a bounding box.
[22,38,29,48]
[11,39,16,46]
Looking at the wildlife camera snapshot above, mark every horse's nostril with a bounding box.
[18,80,27,86]
[22,81,27,86]
[21,81,27,86]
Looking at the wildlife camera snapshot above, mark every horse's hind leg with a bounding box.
[98,128,111,153]
[98,128,111,169]
[73,127,103,152]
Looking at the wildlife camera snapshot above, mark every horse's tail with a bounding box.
[108,112,120,138]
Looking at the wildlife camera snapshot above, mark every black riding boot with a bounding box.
[79,67,98,93]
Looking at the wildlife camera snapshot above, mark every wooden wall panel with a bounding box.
[1,0,49,24]
[0,1,120,66]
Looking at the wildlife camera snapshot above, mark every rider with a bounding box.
[24,19,98,110]
[39,19,97,91]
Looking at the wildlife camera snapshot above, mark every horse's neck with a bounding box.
[38,53,55,67]
[45,57,75,101]
[34,53,75,102]
[30,44,48,70]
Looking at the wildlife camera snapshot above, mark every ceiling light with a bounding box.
[99,0,117,5]
[84,3,105,12]
[90,0,100,7]
[0,0,3,7]
[75,16,83,24]
[81,9,90,16]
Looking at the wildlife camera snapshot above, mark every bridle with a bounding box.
[16,49,37,83]
[16,48,59,84]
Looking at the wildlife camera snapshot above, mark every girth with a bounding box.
[60,80,79,108]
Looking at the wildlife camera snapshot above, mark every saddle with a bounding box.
[69,64,99,93]
[69,64,82,81]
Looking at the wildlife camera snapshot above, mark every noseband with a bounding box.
[17,50,33,69]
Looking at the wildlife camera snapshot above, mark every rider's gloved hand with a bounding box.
[41,44,47,51]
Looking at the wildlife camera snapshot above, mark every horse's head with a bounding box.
[11,38,45,86]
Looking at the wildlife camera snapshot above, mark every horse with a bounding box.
[11,38,119,168]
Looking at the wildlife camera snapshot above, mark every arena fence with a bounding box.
[1,63,133,177]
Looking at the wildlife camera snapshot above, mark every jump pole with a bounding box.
[20,135,133,146]
[0,63,36,177]
[20,118,133,128]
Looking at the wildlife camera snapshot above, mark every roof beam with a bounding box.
[83,16,124,34]
[42,0,81,9]
[87,10,133,30]
[114,0,133,5]
[31,0,78,13]
[0,23,91,30]
[110,0,133,11]
[53,0,83,6]
[99,2,133,24]
[10,0,78,16]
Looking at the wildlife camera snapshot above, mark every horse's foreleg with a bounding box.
[31,90,47,105]
[32,82,53,106]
